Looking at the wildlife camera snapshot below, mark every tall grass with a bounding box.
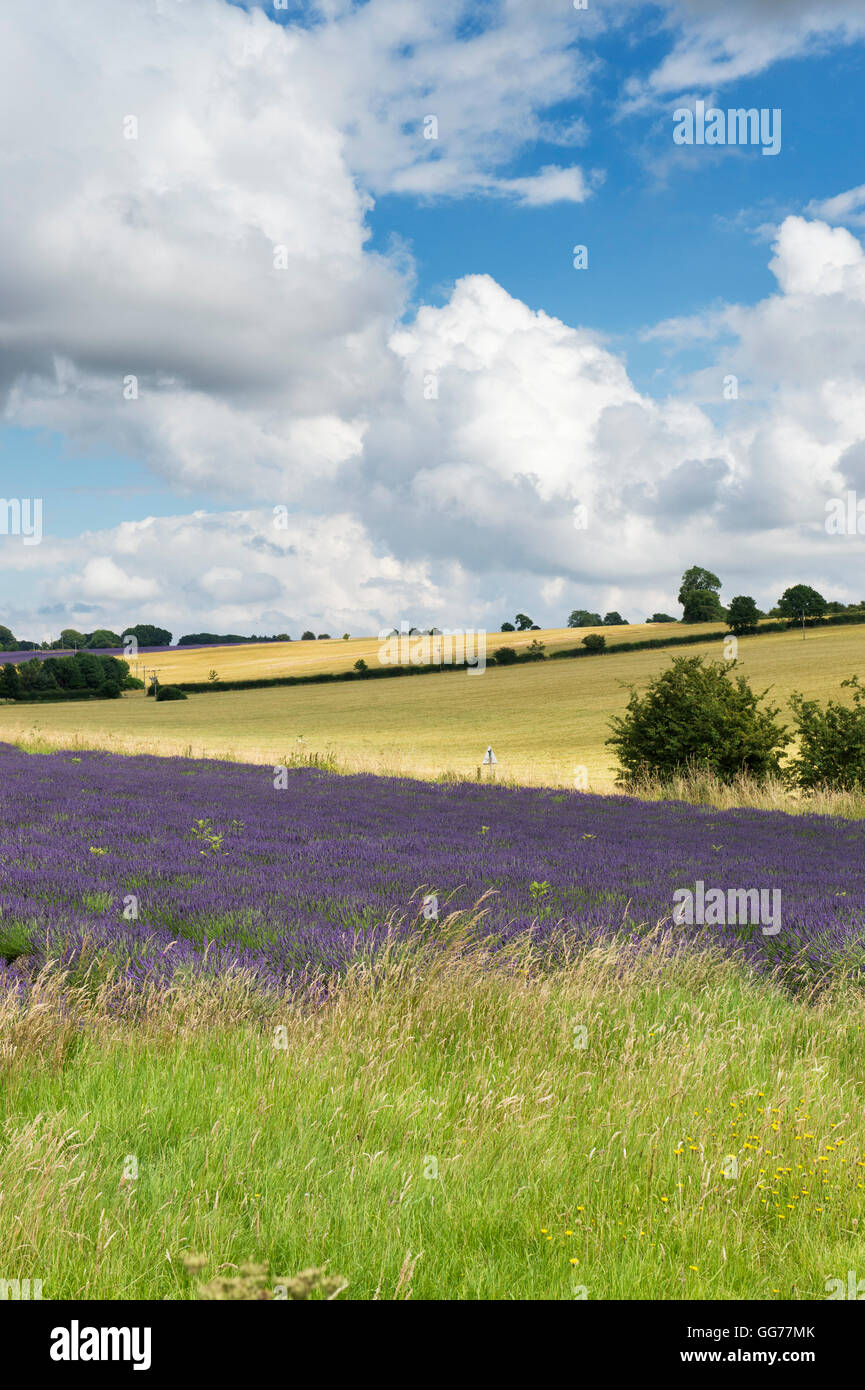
[2,937,865,1300]
[6,727,863,818]
[623,768,865,819]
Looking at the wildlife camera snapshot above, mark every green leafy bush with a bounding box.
[606,656,787,785]
[493,646,518,665]
[155,685,188,702]
[582,633,606,653]
[788,677,865,790]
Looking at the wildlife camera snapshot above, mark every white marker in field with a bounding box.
[482,746,497,766]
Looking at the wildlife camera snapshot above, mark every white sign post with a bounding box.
[481,746,497,779]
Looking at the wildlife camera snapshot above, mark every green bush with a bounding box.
[582,633,606,653]
[493,646,518,665]
[606,656,787,785]
[155,685,188,702]
[727,595,760,636]
[788,677,865,790]
[123,675,145,690]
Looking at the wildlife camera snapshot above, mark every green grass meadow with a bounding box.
[3,937,865,1300]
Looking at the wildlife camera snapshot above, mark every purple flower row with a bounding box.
[0,743,863,998]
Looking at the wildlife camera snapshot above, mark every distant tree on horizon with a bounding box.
[85,628,122,649]
[727,595,760,635]
[678,566,725,623]
[122,623,172,648]
[776,584,827,620]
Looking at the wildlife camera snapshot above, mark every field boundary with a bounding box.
[168,611,865,695]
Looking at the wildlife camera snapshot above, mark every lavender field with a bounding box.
[2,742,864,995]
[6,741,865,1304]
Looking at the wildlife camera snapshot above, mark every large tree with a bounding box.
[0,662,20,701]
[678,566,725,622]
[726,595,760,636]
[567,609,603,628]
[677,566,722,604]
[0,624,17,651]
[86,628,122,649]
[682,590,725,623]
[776,584,827,620]
[121,624,173,647]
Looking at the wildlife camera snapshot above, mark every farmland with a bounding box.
[2,743,865,1301]
[117,620,731,685]
[1,622,863,791]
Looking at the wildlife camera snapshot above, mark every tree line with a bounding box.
[0,622,172,652]
[564,567,862,633]
[0,652,131,703]
[0,623,350,652]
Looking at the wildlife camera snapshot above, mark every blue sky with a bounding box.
[2,0,865,640]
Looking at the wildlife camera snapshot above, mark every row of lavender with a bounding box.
[0,644,214,665]
[0,743,863,995]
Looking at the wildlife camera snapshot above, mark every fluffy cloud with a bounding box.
[0,0,403,494]
[807,185,865,229]
[1,509,465,643]
[6,212,865,635]
[2,0,865,638]
[626,0,865,99]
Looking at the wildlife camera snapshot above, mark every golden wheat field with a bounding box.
[1,623,863,791]
[121,620,727,685]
